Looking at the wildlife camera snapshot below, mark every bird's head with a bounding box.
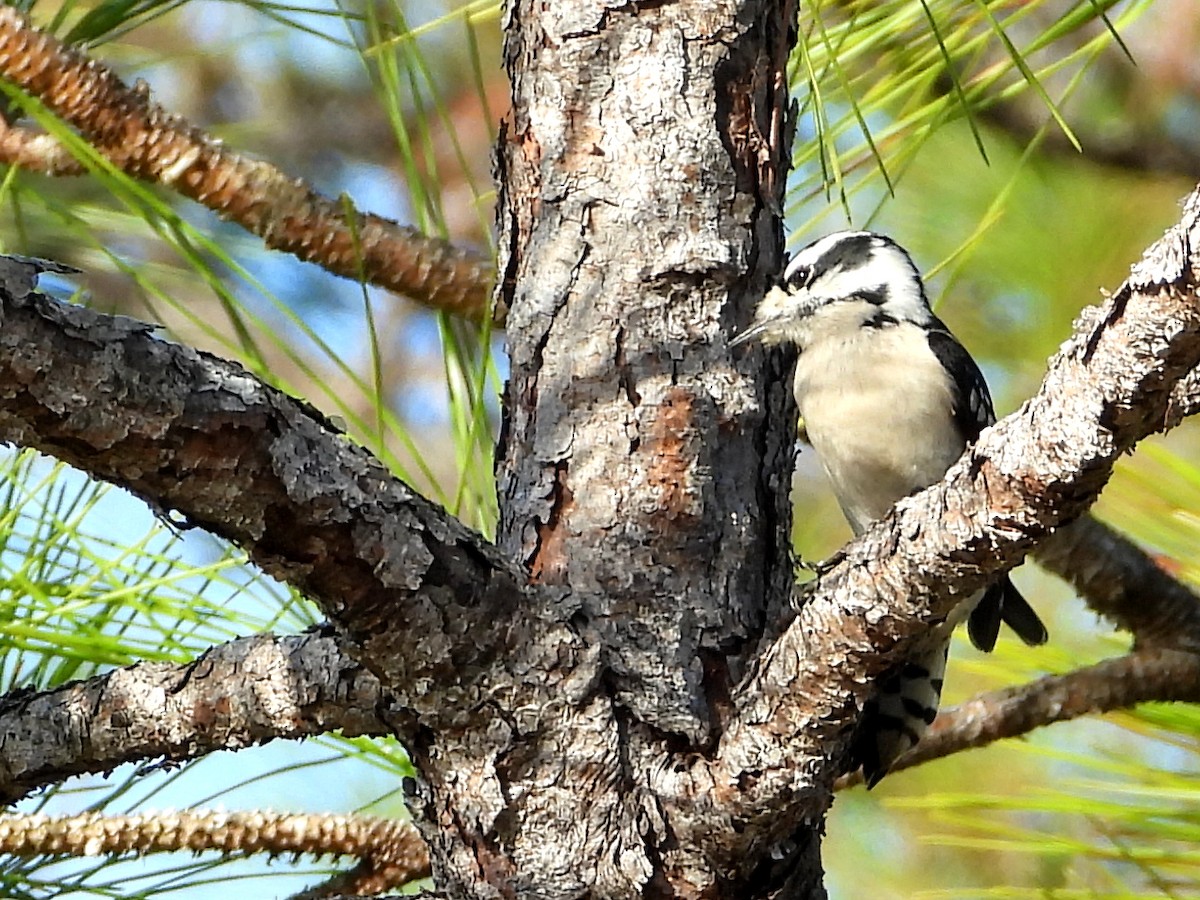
[731,231,933,350]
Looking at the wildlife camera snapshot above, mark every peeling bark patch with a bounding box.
[529,461,574,584]
[357,517,436,591]
[443,804,519,900]
[645,387,698,524]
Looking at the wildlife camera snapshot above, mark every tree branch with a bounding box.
[0,810,429,892]
[827,506,1200,793]
[834,647,1200,789]
[0,630,393,804]
[1036,514,1200,650]
[672,184,1200,873]
[0,263,569,742]
[0,8,497,324]
[5,203,1200,886]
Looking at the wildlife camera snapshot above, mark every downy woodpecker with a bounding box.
[732,231,1047,786]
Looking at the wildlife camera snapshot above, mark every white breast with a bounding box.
[794,323,965,535]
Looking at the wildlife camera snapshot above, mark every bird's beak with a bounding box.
[728,320,773,348]
[730,282,797,348]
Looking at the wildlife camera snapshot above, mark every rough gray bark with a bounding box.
[4,3,1200,898]
[494,0,795,741]
[0,630,392,803]
[488,0,798,893]
[4,181,1200,897]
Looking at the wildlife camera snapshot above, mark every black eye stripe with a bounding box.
[856,285,889,306]
[783,233,900,290]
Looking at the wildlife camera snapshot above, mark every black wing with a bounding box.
[926,319,1049,651]
[926,318,995,443]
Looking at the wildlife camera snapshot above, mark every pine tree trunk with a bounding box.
[396,1,813,895]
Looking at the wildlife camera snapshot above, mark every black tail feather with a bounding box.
[968,576,1048,652]
[998,577,1048,646]
[968,583,1002,652]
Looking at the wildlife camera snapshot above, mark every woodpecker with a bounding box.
[732,231,1047,786]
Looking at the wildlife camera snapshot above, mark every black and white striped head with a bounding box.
[731,231,933,349]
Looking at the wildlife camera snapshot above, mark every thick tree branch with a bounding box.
[6,183,1200,888]
[667,186,1200,873]
[0,630,392,804]
[0,8,497,323]
[1036,515,1200,649]
[0,264,576,745]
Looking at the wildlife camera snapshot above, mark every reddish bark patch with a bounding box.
[646,387,698,523]
[529,462,574,585]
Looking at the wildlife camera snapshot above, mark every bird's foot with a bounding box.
[802,546,847,578]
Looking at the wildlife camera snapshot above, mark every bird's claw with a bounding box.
[802,547,847,577]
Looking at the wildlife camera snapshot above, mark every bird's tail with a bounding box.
[853,642,948,788]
